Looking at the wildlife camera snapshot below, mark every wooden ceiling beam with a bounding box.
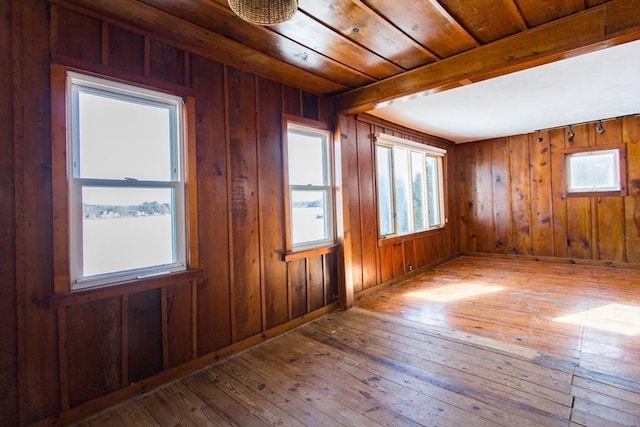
[333,0,640,114]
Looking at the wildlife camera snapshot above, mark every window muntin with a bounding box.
[566,149,620,193]
[286,122,334,250]
[375,134,446,238]
[68,72,186,288]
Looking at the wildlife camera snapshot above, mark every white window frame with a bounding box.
[566,148,621,193]
[66,72,187,289]
[284,120,335,252]
[375,133,446,239]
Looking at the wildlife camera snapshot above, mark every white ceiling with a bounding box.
[368,39,640,143]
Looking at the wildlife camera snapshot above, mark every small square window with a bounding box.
[565,147,626,196]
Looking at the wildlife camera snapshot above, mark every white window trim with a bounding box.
[285,121,335,252]
[566,148,621,193]
[375,133,447,239]
[67,72,187,289]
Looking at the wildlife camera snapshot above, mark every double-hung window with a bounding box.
[284,120,334,251]
[376,133,446,238]
[65,72,187,289]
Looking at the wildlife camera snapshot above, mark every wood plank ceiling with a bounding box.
[57,0,635,111]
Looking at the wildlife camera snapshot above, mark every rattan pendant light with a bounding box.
[229,0,298,26]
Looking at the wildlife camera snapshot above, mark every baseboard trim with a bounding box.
[461,251,640,271]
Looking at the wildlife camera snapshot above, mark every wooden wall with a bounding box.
[457,116,640,265]
[339,114,460,295]
[5,1,339,424]
[0,0,18,426]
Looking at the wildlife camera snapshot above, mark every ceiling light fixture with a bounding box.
[595,120,605,134]
[567,126,575,142]
[536,130,543,142]
[229,0,298,26]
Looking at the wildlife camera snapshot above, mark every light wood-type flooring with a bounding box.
[79,257,640,426]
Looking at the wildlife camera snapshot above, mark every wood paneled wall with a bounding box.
[5,1,338,424]
[0,0,18,426]
[457,116,640,265]
[338,114,460,295]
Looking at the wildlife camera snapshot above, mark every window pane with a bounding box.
[82,187,175,277]
[393,147,411,235]
[376,146,394,236]
[426,156,442,227]
[291,189,328,245]
[567,150,619,192]
[288,131,328,186]
[77,91,175,181]
[411,152,426,232]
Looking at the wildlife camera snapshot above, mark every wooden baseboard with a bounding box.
[42,302,339,427]
[462,251,640,271]
[354,252,463,301]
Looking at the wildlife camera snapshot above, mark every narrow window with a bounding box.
[375,133,446,239]
[67,72,187,288]
[285,121,334,251]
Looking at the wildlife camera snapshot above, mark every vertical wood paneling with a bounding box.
[594,119,624,261]
[282,85,301,116]
[191,55,232,354]
[414,236,426,267]
[66,298,122,407]
[565,124,593,259]
[344,116,364,292]
[128,290,162,384]
[392,242,404,278]
[228,68,262,340]
[107,24,145,75]
[508,134,533,254]
[0,0,17,423]
[624,116,640,263]
[356,120,378,288]
[458,143,477,252]
[404,240,416,272]
[15,0,60,422]
[379,244,394,282]
[53,6,101,63]
[256,77,288,329]
[491,138,512,253]
[529,131,554,255]
[323,253,337,304]
[165,285,193,368]
[302,91,319,121]
[307,256,325,312]
[549,128,568,258]
[149,39,185,85]
[289,259,307,319]
[475,141,494,252]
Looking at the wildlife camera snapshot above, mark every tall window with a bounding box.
[66,72,187,288]
[376,134,445,238]
[285,120,334,250]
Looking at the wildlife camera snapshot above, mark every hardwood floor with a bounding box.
[79,257,640,426]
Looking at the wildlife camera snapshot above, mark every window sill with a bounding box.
[566,190,626,198]
[49,268,204,309]
[378,226,446,247]
[281,244,339,262]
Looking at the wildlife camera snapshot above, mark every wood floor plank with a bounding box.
[301,317,572,425]
[276,328,546,427]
